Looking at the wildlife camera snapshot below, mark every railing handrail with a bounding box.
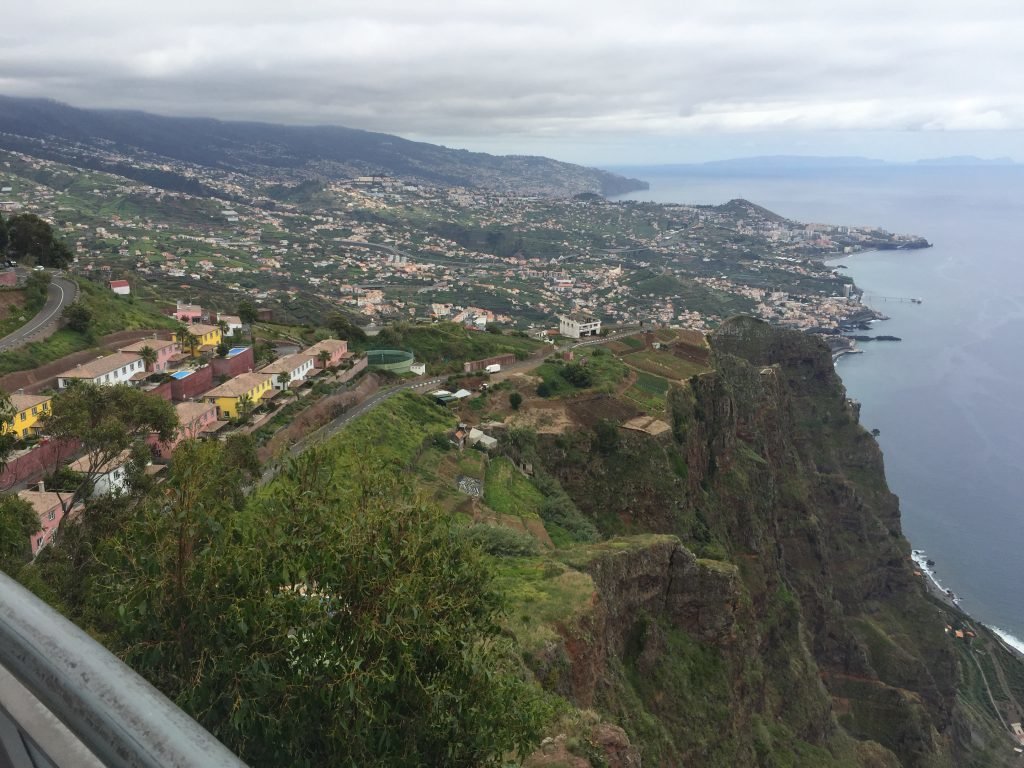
[0,571,249,768]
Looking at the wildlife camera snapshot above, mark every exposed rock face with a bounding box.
[527,317,1017,767]
[580,538,741,651]
[538,537,742,710]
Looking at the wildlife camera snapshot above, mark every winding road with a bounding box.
[0,271,78,352]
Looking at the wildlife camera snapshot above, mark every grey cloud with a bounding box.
[1,1,1022,159]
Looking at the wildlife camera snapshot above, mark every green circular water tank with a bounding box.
[365,349,415,373]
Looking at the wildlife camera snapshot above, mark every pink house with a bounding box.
[305,338,350,368]
[174,301,203,323]
[119,338,181,373]
[18,484,81,557]
[150,401,221,459]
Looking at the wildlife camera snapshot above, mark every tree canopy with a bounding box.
[92,445,548,767]
[0,390,18,472]
[5,213,72,268]
[63,303,92,335]
[326,312,367,344]
[14,388,550,766]
[41,383,177,515]
[0,494,36,573]
[236,298,257,326]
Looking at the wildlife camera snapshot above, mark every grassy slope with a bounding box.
[76,278,182,335]
[250,392,454,508]
[535,350,630,397]
[0,289,29,338]
[484,457,544,519]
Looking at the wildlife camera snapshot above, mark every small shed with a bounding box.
[467,428,498,451]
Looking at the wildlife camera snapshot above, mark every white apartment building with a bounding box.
[57,353,145,389]
[258,353,315,389]
[558,313,602,339]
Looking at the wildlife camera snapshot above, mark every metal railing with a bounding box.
[0,571,249,768]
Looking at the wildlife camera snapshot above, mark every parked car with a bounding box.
[32,265,45,272]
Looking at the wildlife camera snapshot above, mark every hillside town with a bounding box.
[0,298,367,554]
[0,147,928,340]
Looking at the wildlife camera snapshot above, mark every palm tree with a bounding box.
[138,345,158,372]
[236,394,254,422]
[317,349,331,369]
[180,330,199,357]
[217,319,229,339]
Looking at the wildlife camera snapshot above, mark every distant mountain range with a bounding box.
[610,155,1017,174]
[0,96,647,197]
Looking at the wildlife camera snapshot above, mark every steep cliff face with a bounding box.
[522,318,1017,767]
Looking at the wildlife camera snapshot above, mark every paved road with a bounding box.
[0,272,78,352]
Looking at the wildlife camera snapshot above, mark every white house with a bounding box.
[57,353,145,389]
[258,353,315,389]
[558,313,601,339]
[109,279,131,295]
[68,450,133,497]
[218,314,243,337]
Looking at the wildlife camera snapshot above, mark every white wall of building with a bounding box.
[93,465,129,497]
[57,358,145,389]
[268,358,315,389]
[559,315,601,339]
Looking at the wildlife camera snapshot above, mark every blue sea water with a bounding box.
[609,164,1024,648]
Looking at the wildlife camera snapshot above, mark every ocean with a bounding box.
[608,163,1024,650]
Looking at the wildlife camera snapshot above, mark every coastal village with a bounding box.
[1,147,926,341]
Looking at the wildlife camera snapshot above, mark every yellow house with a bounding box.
[176,323,222,355]
[3,394,53,439]
[202,372,273,419]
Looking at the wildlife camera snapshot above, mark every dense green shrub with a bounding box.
[462,524,540,557]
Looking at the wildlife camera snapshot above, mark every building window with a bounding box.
[48,510,56,521]
[32,407,38,415]
[36,536,43,548]
[19,412,25,421]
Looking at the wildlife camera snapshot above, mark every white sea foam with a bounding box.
[910,549,958,602]
[992,627,1024,656]
[909,551,1024,655]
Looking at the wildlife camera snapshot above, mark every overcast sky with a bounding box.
[2,1,1022,165]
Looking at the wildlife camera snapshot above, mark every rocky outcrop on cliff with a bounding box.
[521,317,1018,767]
